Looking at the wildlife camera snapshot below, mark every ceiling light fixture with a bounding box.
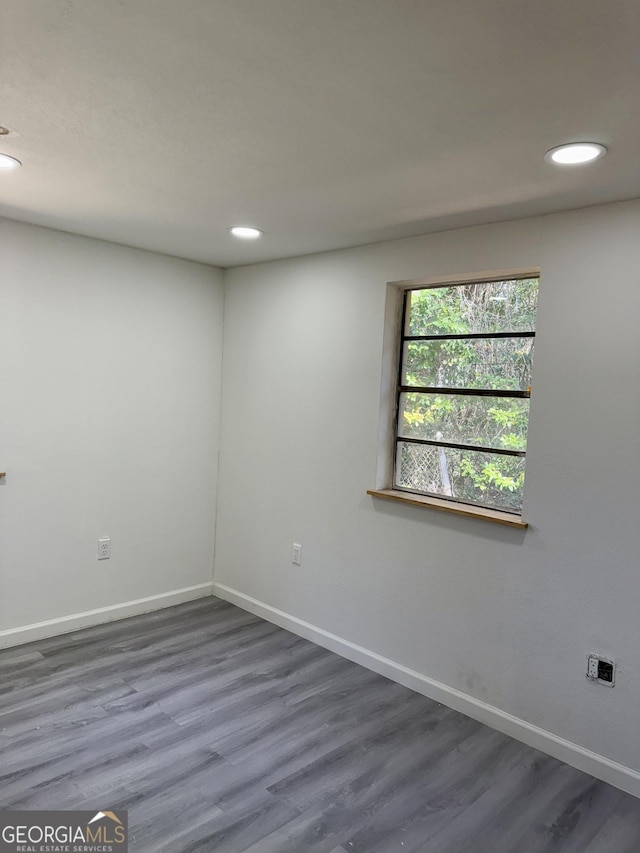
[0,153,21,170]
[544,142,607,165]
[228,226,263,239]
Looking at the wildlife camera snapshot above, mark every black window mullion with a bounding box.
[396,436,526,458]
[403,330,535,342]
[399,386,530,399]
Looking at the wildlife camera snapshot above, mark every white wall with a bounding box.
[0,219,224,637]
[215,200,640,778]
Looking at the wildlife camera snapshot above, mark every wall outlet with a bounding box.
[586,654,615,687]
[292,543,302,565]
[98,536,111,560]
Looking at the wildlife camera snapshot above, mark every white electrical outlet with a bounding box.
[292,543,302,565]
[98,537,111,560]
[586,654,615,686]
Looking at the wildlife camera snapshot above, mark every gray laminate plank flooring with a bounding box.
[1,597,639,852]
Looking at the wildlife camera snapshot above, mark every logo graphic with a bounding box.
[88,811,123,826]
[0,809,128,852]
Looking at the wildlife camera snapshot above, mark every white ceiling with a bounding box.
[1,0,639,268]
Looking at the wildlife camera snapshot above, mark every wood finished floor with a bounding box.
[1,597,640,852]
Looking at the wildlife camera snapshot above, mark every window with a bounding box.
[392,275,539,516]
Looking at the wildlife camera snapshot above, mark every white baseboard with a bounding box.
[213,581,640,799]
[0,582,213,649]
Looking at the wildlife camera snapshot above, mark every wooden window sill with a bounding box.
[367,489,528,528]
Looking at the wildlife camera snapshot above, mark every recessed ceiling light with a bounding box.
[544,142,607,165]
[0,153,21,170]
[228,226,263,239]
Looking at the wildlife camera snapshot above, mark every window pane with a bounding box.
[403,337,534,391]
[407,278,539,335]
[395,442,526,513]
[399,392,529,452]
